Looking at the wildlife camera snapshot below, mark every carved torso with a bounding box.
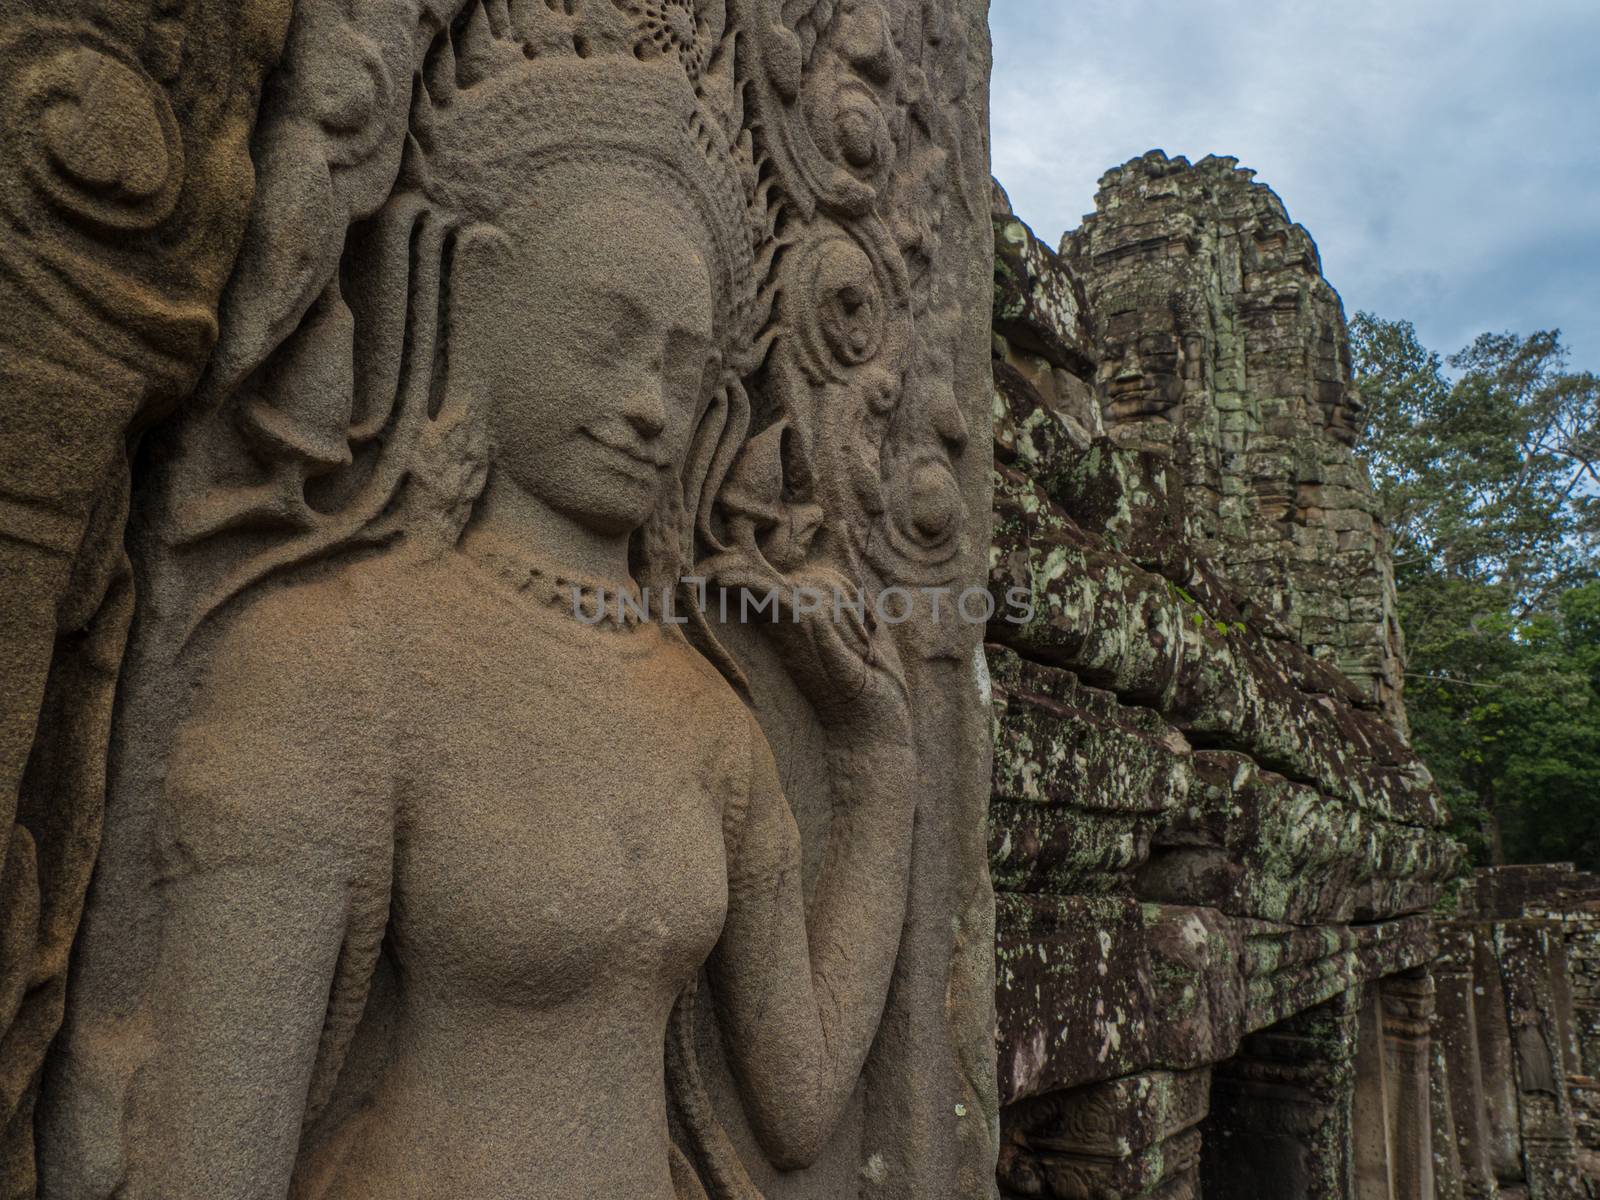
[390,553,740,1015]
[180,547,751,1198]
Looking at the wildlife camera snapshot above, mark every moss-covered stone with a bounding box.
[987,152,1468,1199]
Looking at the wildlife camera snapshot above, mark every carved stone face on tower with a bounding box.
[31,1,997,1197]
[1099,321,1187,424]
[1317,376,1367,449]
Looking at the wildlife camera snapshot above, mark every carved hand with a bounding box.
[704,554,911,737]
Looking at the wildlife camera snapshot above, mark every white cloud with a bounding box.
[989,0,1600,368]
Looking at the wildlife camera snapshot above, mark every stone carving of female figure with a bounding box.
[40,14,915,1199]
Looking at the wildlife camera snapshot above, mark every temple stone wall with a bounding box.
[1435,865,1600,1197]
[985,159,1461,1199]
[987,152,1600,1200]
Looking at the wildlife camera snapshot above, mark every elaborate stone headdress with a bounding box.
[406,1,759,347]
[140,0,780,636]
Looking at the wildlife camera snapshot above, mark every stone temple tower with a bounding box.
[1064,151,1406,729]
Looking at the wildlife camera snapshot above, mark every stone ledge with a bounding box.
[996,893,1434,1106]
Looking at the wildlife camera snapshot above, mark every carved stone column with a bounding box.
[1378,969,1436,1198]
[1353,985,1396,1200]
[1498,921,1585,1196]
[1434,925,1498,1198]
[1568,913,1600,1078]
[1429,1022,1465,1200]
[1545,918,1584,1078]
[1566,911,1600,1177]
[1471,926,1527,1187]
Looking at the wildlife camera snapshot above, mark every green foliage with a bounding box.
[1351,314,1600,868]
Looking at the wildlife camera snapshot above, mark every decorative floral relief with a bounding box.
[616,0,714,80]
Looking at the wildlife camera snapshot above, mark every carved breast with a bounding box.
[387,564,741,1017]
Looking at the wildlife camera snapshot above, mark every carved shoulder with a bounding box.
[653,631,776,870]
[167,562,402,871]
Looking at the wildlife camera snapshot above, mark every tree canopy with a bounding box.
[1350,314,1600,867]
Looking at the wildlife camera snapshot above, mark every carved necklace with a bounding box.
[469,541,647,633]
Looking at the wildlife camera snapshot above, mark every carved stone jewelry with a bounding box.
[469,540,647,632]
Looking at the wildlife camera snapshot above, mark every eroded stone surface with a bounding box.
[1065,152,1406,729]
[1434,865,1600,1198]
[0,2,291,1189]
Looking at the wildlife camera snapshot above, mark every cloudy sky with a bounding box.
[988,0,1600,371]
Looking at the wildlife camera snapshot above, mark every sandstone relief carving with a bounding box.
[4,0,994,1197]
[0,1,289,1190]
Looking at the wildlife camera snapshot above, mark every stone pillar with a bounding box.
[1567,912,1600,1176]
[1498,921,1585,1196]
[1435,925,1498,1197]
[1353,985,1396,1200]
[1202,990,1359,1198]
[1545,921,1583,1078]
[1568,913,1600,1078]
[1379,969,1436,1199]
[1430,1026,1466,1200]
[1473,926,1528,1186]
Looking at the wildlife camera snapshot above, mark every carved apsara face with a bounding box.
[458,176,718,538]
